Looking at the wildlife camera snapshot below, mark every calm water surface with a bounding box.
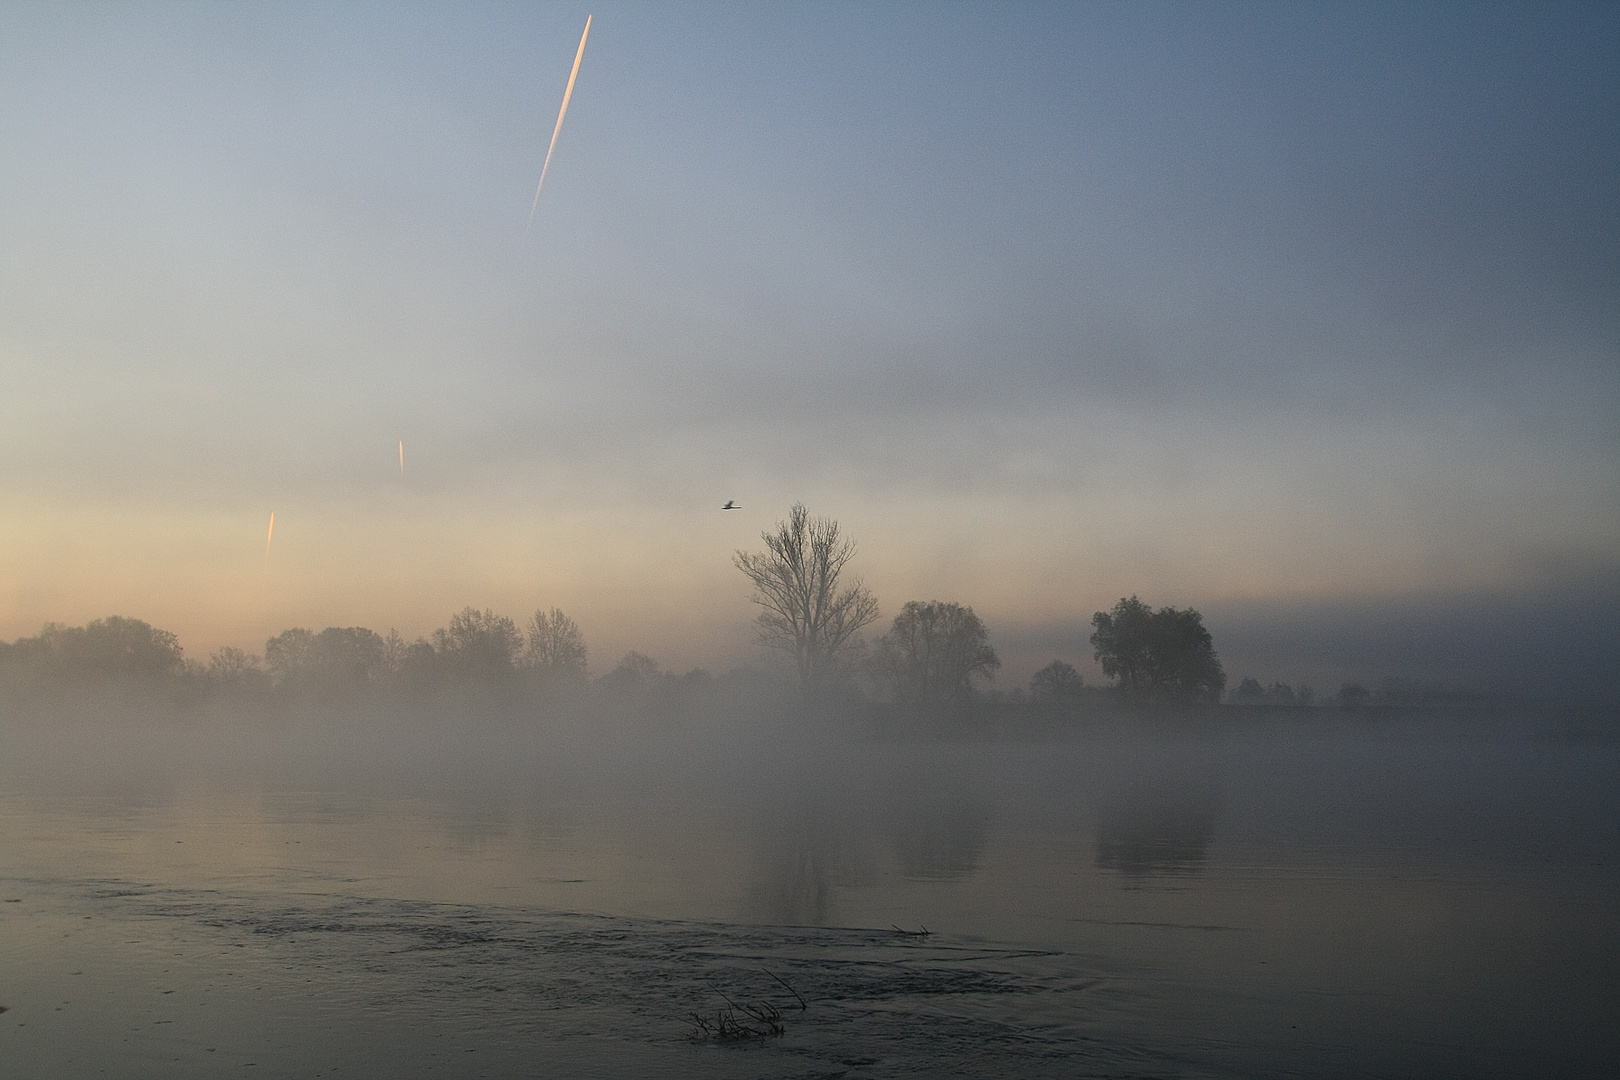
[1,707,1616,1078]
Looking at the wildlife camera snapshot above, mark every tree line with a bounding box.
[0,610,543,699]
[733,504,1225,704]
[4,503,1459,711]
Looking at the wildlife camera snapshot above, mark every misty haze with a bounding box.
[2,4,1617,1079]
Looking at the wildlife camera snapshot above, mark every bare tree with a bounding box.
[380,629,409,679]
[207,646,267,694]
[524,608,587,681]
[734,503,879,694]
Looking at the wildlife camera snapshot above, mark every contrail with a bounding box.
[399,440,405,476]
[525,14,592,234]
[266,512,275,558]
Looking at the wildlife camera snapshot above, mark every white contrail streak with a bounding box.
[266,512,275,558]
[525,14,592,234]
[399,441,405,476]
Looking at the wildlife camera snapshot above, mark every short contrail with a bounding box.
[525,14,592,234]
[399,441,405,476]
[266,512,275,558]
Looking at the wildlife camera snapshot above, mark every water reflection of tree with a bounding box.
[1095,784,1219,880]
[747,775,994,923]
[749,835,840,925]
[888,792,991,880]
[747,803,881,926]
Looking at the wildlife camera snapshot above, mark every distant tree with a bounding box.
[208,646,259,678]
[1265,682,1298,705]
[42,616,185,684]
[1231,677,1265,704]
[0,633,50,690]
[0,617,188,695]
[679,667,716,692]
[1140,604,1224,700]
[432,608,523,683]
[871,601,1000,703]
[524,608,587,681]
[596,650,663,691]
[399,639,442,695]
[1030,660,1085,703]
[314,627,384,683]
[1090,596,1225,701]
[264,628,316,685]
[265,626,383,696]
[0,636,25,675]
[207,646,267,693]
[734,504,879,695]
[1231,678,1307,707]
[1336,682,1369,708]
[379,629,409,680]
[1089,597,1155,691]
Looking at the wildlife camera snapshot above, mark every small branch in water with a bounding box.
[687,1002,783,1042]
[763,968,807,1010]
[892,924,931,938]
[688,985,787,1042]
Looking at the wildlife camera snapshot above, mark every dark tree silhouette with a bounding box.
[432,608,523,683]
[313,627,384,683]
[264,628,315,684]
[0,617,186,693]
[1231,676,1265,703]
[1030,660,1085,703]
[872,601,1000,703]
[265,626,384,696]
[524,608,587,682]
[45,616,185,683]
[399,639,442,694]
[1089,597,1154,690]
[734,504,879,694]
[207,646,267,692]
[1232,678,1312,706]
[596,650,663,690]
[1090,596,1225,701]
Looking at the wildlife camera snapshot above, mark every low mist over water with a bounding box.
[4,2,1618,1076]
[3,697,1616,1078]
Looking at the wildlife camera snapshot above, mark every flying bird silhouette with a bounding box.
[722,501,740,510]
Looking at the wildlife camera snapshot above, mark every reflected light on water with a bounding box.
[1,708,1617,1077]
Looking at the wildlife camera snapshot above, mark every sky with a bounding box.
[2,2,1616,697]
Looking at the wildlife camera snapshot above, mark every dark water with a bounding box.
[2,707,1616,1078]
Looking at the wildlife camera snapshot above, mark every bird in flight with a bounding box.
[722,500,740,510]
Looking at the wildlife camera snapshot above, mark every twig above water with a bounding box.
[688,974,801,1042]
[763,968,807,1010]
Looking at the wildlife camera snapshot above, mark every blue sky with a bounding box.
[2,2,1616,695]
